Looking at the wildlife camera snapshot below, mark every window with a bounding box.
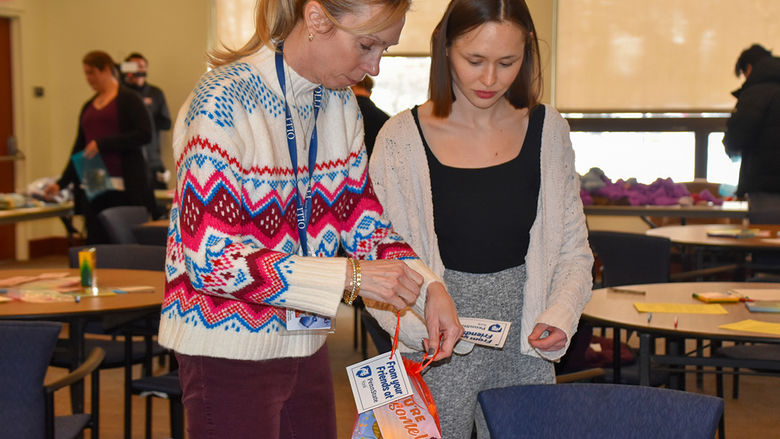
[371,57,431,116]
[706,132,740,188]
[571,132,695,184]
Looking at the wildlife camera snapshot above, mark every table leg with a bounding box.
[68,318,86,413]
[667,337,685,390]
[612,328,621,383]
[639,332,651,386]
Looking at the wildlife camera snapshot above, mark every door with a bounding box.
[0,17,15,259]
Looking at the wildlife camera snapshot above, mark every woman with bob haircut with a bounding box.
[368,0,593,436]
[159,0,463,437]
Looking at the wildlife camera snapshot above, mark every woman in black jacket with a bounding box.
[45,50,154,243]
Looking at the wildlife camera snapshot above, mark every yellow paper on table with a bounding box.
[719,319,780,336]
[634,303,728,314]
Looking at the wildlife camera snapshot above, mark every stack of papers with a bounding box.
[692,291,742,303]
[745,301,780,313]
[706,228,770,239]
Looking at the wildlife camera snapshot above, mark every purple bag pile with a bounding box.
[579,167,722,207]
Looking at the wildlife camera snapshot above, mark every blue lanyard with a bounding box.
[275,44,323,256]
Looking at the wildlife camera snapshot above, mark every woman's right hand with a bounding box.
[43,183,61,201]
[354,259,423,311]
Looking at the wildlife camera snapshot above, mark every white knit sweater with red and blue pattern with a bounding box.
[159,46,434,361]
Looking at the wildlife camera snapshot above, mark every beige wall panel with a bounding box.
[556,0,780,111]
[1,0,210,251]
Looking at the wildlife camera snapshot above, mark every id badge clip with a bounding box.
[284,309,333,333]
[459,317,512,348]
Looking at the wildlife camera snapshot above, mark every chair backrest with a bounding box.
[748,210,780,225]
[588,230,671,287]
[0,321,63,439]
[68,244,167,271]
[478,383,723,439]
[97,206,150,244]
[131,223,168,246]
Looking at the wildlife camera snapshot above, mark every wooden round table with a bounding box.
[646,224,780,249]
[583,282,780,386]
[0,268,165,411]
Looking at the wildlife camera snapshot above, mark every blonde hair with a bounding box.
[208,0,410,68]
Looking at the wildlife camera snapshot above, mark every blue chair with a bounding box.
[97,205,151,244]
[0,320,105,439]
[478,383,724,439]
[563,231,673,385]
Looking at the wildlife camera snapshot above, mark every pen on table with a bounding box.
[647,312,653,324]
[608,287,647,295]
[674,316,678,329]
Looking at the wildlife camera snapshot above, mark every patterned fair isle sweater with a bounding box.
[159,46,436,361]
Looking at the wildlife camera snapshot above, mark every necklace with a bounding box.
[284,67,315,150]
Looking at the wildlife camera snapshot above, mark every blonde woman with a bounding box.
[159,1,462,437]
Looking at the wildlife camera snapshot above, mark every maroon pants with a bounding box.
[177,345,337,439]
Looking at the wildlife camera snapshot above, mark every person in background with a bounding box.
[723,44,780,215]
[158,0,463,438]
[368,0,593,437]
[45,50,153,244]
[123,53,172,192]
[351,75,389,157]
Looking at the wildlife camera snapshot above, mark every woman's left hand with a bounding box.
[83,140,99,158]
[423,282,464,361]
[528,323,567,352]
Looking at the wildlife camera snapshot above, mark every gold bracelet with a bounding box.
[343,258,361,305]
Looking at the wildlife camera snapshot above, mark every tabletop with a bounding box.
[0,268,164,320]
[584,201,748,219]
[646,224,780,249]
[0,202,74,226]
[583,282,780,343]
[139,219,169,228]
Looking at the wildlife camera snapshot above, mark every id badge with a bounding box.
[285,309,332,331]
[346,350,413,413]
[459,317,512,348]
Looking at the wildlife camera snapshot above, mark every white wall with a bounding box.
[0,0,210,257]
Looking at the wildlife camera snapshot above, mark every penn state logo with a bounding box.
[488,324,502,332]
[356,366,372,378]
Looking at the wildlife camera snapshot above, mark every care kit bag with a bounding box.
[350,313,441,439]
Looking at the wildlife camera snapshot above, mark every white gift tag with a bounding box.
[285,309,331,331]
[346,350,413,413]
[459,317,512,348]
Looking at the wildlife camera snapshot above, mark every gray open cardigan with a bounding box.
[367,104,593,361]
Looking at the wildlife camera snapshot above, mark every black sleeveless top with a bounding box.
[412,105,544,273]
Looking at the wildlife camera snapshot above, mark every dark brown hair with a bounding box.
[82,51,118,77]
[735,44,772,77]
[429,0,542,117]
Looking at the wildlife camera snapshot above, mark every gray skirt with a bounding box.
[417,264,554,439]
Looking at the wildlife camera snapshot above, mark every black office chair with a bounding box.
[124,339,183,439]
[67,244,167,272]
[97,205,151,244]
[567,231,673,385]
[746,209,780,277]
[589,230,672,287]
[478,383,724,439]
[132,222,169,246]
[0,320,105,439]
